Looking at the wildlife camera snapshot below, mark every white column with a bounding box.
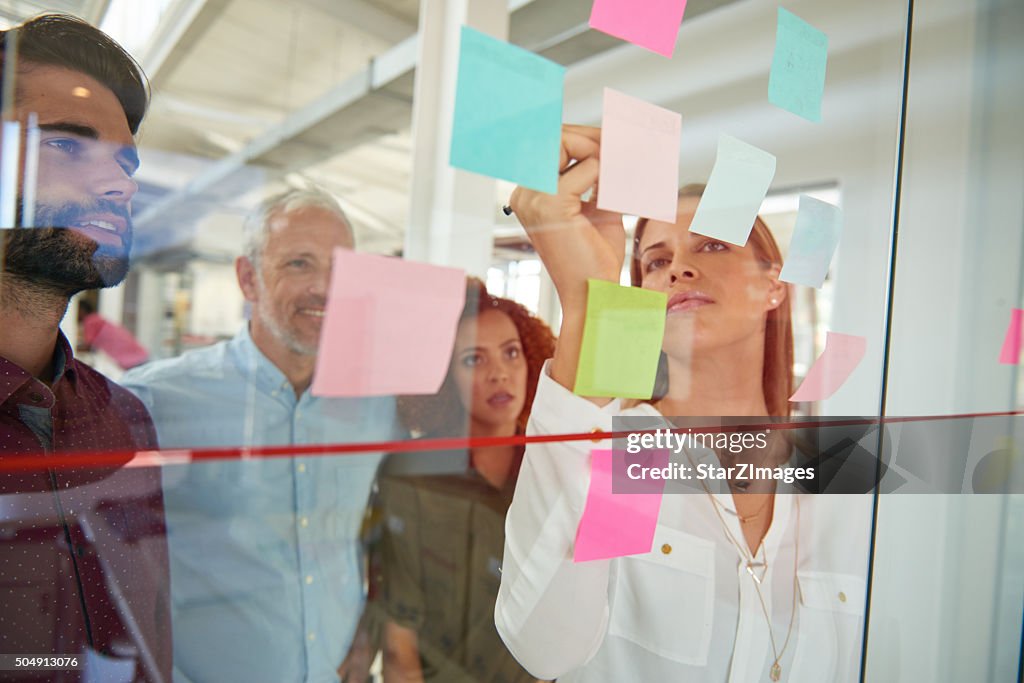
[135,268,166,361]
[404,0,509,276]
[98,282,126,324]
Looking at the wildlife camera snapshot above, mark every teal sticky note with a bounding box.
[780,195,842,288]
[450,26,565,193]
[575,280,667,399]
[768,8,828,122]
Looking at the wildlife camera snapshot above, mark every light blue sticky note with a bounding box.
[768,7,828,122]
[450,26,565,193]
[780,195,842,288]
[688,134,777,246]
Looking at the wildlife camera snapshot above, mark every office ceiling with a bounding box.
[0,0,905,265]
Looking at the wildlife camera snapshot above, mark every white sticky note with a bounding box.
[780,195,842,288]
[688,134,777,246]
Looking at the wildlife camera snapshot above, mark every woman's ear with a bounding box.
[765,265,787,311]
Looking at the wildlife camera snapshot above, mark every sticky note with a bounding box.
[597,88,681,222]
[312,250,466,397]
[768,8,828,122]
[688,134,777,246]
[999,308,1023,364]
[780,195,843,288]
[790,331,866,402]
[450,26,565,193]
[574,449,668,562]
[575,280,667,399]
[588,0,688,58]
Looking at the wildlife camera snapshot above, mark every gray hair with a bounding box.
[242,186,354,268]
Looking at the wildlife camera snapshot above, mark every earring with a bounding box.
[770,298,778,306]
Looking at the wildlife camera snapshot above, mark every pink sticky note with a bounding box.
[790,331,867,402]
[311,250,466,397]
[1000,309,1024,364]
[589,0,688,58]
[574,449,668,562]
[597,88,681,222]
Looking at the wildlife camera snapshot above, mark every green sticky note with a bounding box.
[575,280,667,399]
[768,8,828,122]
[450,26,565,193]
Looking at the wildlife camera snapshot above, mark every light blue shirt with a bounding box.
[122,326,399,683]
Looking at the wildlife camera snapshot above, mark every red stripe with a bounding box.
[2,407,1021,473]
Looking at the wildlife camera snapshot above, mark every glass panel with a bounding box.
[1,1,1020,682]
[864,0,1024,679]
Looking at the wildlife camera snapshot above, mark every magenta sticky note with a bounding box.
[311,250,466,397]
[597,88,681,222]
[574,449,668,563]
[790,331,867,402]
[588,0,688,58]
[999,309,1023,365]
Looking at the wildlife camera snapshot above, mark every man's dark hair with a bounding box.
[0,13,149,134]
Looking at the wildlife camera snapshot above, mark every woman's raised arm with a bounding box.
[509,125,625,397]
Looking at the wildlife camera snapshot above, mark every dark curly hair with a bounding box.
[398,277,556,437]
[1,14,149,134]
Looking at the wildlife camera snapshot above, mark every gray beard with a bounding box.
[255,296,319,357]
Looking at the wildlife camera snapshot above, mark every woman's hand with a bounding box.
[509,125,625,314]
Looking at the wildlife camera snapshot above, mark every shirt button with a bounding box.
[838,591,847,603]
[300,517,309,527]
[29,392,43,402]
[305,575,314,585]
[297,463,306,473]
[307,632,316,642]
[661,543,672,555]
[590,428,606,443]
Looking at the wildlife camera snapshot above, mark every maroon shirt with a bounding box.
[0,333,171,682]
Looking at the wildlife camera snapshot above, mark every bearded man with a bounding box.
[123,187,399,683]
[0,14,171,681]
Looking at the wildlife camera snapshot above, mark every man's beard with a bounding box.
[255,279,322,357]
[2,199,133,296]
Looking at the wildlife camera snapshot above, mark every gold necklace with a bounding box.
[711,491,772,523]
[684,449,799,682]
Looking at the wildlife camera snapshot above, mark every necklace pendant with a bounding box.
[770,662,781,681]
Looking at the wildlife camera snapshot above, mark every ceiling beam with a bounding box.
[143,0,232,90]
[304,0,416,44]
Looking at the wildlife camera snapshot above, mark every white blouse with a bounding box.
[495,363,873,682]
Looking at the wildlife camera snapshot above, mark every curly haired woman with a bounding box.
[372,277,555,683]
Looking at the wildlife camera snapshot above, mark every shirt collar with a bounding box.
[230,324,297,398]
[53,331,75,381]
[0,356,32,405]
[0,331,80,404]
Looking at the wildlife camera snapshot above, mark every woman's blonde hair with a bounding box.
[630,184,794,416]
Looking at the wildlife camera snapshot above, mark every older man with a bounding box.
[123,187,398,683]
[0,14,171,681]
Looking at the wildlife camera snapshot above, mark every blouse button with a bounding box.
[838,591,847,603]
[589,428,606,443]
[661,543,672,555]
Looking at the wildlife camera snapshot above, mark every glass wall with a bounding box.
[0,0,1021,681]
